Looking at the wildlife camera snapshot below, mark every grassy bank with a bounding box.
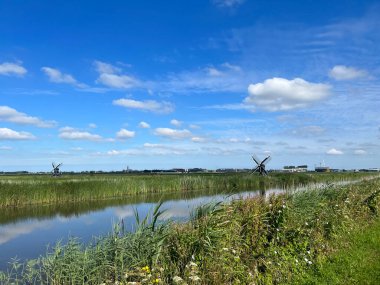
[1,177,379,284]
[293,218,380,285]
[0,172,374,207]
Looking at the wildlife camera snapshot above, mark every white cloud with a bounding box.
[326,148,344,155]
[113,98,174,114]
[0,62,27,76]
[0,106,56,128]
[116,128,135,139]
[245,77,331,112]
[154,128,192,139]
[138,121,150,128]
[212,0,245,8]
[88,123,97,129]
[155,63,246,93]
[329,65,368,80]
[97,73,139,89]
[354,149,367,155]
[0,128,35,140]
[192,137,206,143]
[205,67,223,77]
[221,62,242,72]
[170,119,182,127]
[41,67,87,88]
[94,60,140,89]
[59,127,103,141]
[94,60,122,74]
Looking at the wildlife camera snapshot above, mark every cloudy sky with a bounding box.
[1,0,379,171]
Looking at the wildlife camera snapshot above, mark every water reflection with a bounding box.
[0,186,280,270]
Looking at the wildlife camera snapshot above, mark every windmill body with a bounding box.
[52,163,62,177]
[252,154,271,176]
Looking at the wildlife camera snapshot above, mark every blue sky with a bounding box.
[1,0,379,171]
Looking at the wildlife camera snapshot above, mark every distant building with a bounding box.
[315,166,330,172]
[283,165,308,173]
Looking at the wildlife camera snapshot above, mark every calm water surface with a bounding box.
[0,187,282,270]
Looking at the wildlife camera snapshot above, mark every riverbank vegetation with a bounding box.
[1,176,379,284]
[0,172,375,207]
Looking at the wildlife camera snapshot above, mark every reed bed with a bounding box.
[0,172,374,207]
[1,176,379,284]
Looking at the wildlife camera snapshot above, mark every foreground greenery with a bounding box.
[0,172,374,207]
[294,217,380,285]
[1,176,379,284]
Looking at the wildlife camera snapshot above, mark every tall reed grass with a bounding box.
[0,172,374,207]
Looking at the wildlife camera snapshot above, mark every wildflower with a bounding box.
[231,249,237,254]
[141,266,151,274]
[189,275,201,281]
[152,278,161,284]
[269,204,272,207]
[189,261,198,268]
[282,204,286,208]
[274,251,277,255]
[307,260,313,265]
[305,222,309,226]
[295,259,299,263]
[307,250,310,255]
[222,247,229,252]
[173,276,184,283]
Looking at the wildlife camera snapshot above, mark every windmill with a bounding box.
[252,154,271,176]
[51,162,62,176]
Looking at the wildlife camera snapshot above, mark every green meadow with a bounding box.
[0,175,379,284]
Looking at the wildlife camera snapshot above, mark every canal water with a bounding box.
[0,187,281,270]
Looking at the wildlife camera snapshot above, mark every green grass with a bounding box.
[294,218,380,285]
[0,172,375,207]
[1,176,379,284]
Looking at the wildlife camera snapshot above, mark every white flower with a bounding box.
[173,276,184,283]
[189,275,201,281]
[308,260,313,265]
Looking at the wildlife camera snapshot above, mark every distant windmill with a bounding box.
[51,162,62,176]
[252,154,271,176]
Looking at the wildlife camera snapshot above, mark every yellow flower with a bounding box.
[141,266,151,274]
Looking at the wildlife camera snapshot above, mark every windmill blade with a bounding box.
[262,156,271,165]
[52,162,56,168]
[252,154,261,165]
[263,168,268,175]
[252,166,260,173]
[56,163,62,168]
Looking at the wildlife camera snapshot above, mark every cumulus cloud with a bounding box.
[212,0,245,8]
[138,121,150,128]
[244,77,331,112]
[97,73,139,89]
[94,60,140,89]
[154,128,192,139]
[59,127,103,141]
[326,148,344,155]
[329,65,368,81]
[41,67,87,88]
[0,106,56,128]
[170,119,182,127]
[0,62,27,76]
[113,98,174,114]
[0,128,35,140]
[116,128,135,139]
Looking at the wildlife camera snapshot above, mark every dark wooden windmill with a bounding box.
[51,162,62,177]
[252,154,271,176]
